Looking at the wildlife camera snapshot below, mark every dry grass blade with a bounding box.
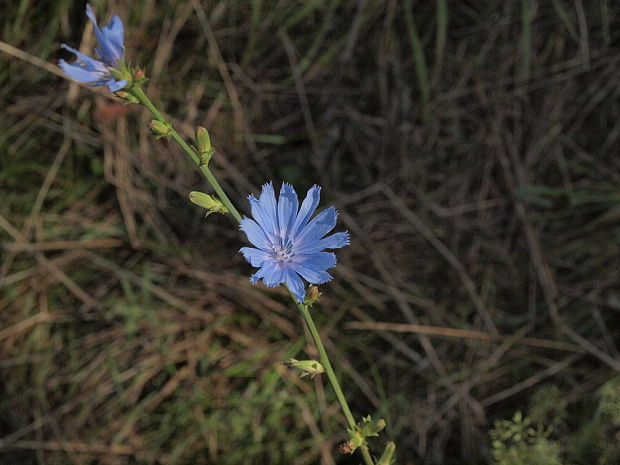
[345,321,583,352]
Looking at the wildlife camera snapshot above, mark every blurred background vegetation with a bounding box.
[1,0,619,464]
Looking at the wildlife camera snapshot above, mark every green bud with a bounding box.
[149,120,173,139]
[188,191,228,217]
[376,442,396,465]
[282,359,325,379]
[359,416,385,437]
[115,90,139,104]
[195,126,212,153]
[195,126,215,165]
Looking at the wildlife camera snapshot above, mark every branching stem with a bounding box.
[128,85,375,465]
[128,85,242,223]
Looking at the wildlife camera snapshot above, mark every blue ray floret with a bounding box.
[240,182,350,303]
[58,4,127,92]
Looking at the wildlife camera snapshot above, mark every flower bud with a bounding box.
[195,126,214,165]
[304,285,320,306]
[376,442,396,465]
[188,191,228,217]
[282,358,325,379]
[149,120,173,139]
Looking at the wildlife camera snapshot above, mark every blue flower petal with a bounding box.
[250,263,272,284]
[285,269,306,302]
[294,207,337,246]
[258,182,279,235]
[59,43,125,90]
[60,44,108,71]
[277,183,298,238]
[86,4,123,64]
[291,185,320,237]
[262,262,286,287]
[87,79,108,87]
[101,15,124,60]
[294,263,333,285]
[240,247,271,267]
[249,194,278,240]
[59,60,104,84]
[106,79,127,92]
[240,217,272,251]
[296,231,350,254]
[297,252,336,270]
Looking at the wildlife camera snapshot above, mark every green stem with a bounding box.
[287,288,375,465]
[129,84,374,465]
[128,85,242,222]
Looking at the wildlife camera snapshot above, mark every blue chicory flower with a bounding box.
[240,182,350,302]
[58,4,127,92]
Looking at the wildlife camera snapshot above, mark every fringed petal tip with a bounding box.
[312,273,333,285]
[260,181,274,193]
[343,231,351,246]
[249,273,283,288]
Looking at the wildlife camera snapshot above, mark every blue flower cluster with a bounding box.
[59,4,127,92]
[240,183,349,302]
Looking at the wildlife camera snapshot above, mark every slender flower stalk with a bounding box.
[287,287,376,465]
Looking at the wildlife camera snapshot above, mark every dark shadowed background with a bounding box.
[1,1,619,464]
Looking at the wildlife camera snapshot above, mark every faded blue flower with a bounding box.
[59,4,127,92]
[240,182,349,303]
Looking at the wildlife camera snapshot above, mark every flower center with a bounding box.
[272,237,295,263]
